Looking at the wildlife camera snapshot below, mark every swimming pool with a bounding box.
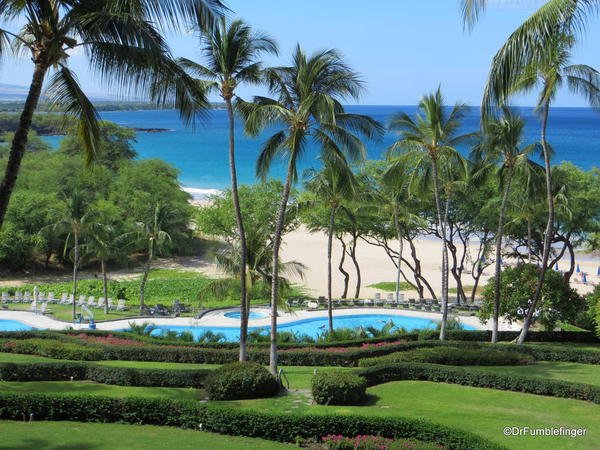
[224,311,266,319]
[0,319,34,331]
[149,314,477,341]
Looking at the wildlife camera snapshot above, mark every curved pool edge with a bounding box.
[0,307,520,332]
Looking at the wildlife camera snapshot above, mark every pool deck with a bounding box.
[0,307,521,332]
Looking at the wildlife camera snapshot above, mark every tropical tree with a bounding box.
[303,160,357,332]
[178,18,277,361]
[472,107,540,343]
[238,46,383,374]
[386,88,472,340]
[53,190,94,319]
[133,203,181,315]
[85,220,129,314]
[0,0,225,231]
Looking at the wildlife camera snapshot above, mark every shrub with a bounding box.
[358,347,533,367]
[0,338,103,361]
[322,435,445,450]
[480,264,585,331]
[312,371,367,405]
[204,362,279,400]
[0,392,502,449]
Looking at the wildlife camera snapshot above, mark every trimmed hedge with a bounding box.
[358,347,534,367]
[312,371,367,405]
[0,392,505,450]
[0,338,103,361]
[0,362,210,388]
[204,362,279,400]
[356,363,600,403]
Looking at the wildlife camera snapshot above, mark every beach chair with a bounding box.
[40,302,50,315]
[363,298,373,307]
[24,292,31,303]
[354,299,364,307]
[67,294,74,305]
[77,295,87,306]
[116,299,126,311]
[47,292,56,303]
[97,297,105,309]
[29,301,36,311]
[374,292,381,301]
[107,298,114,309]
[307,301,319,310]
[14,291,23,303]
[317,296,327,305]
[1,292,9,303]
[87,296,97,308]
[58,293,68,304]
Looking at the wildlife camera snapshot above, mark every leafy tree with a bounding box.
[386,87,472,340]
[480,264,584,331]
[179,18,278,361]
[0,0,224,231]
[1,131,50,156]
[238,45,383,374]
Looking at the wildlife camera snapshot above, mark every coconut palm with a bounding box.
[133,203,182,315]
[178,18,277,361]
[386,88,473,340]
[481,31,600,344]
[53,190,94,319]
[85,220,129,314]
[472,107,541,343]
[238,45,383,374]
[303,159,357,332]
[0,0,226,231]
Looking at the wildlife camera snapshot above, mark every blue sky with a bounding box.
[2,0,600,106]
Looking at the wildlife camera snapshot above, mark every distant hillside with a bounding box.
[0,83,29,101]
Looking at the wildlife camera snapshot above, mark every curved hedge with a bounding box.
[312,371,367,405]
[355,363,600,403]
[204,362,279,400]
[0,362,210,388]
[0,392,505,450]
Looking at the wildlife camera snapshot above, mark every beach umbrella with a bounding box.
[583,273,588,283]
[576,264,580,273]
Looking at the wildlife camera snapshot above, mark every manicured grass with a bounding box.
[367,281,415,292]
[227,381,600,450]
[471,361,600,386]
[0,421,291,449]
[0,352,63,363]
[523,342,600,352]
[448,285,483,296]
[0,381,201,401]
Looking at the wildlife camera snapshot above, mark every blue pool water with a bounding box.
[224,311,266,319]
[0,319,34,331]
[149,314,477,341]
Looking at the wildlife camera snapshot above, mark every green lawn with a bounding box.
[0,352,62,363]
[471,361,600,386]
[226,381,599,450]
[0,421,291,449]
[523,342,600,352]
[367,281,415,292]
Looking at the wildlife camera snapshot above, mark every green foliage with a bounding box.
[204,362,279,400]
[358,347,533,367]
[0,339,103,361]
[322,435,446,450]
[367,282,415,292]
[311,371,367,405]
[480,264,585,330]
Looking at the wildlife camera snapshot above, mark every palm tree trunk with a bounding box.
[349,234,361,299]
[327,206,337,333]
[225,97,249,362]
[431,159,449,340]
[527,219,533,263]
[0,62,49,230]
[102,258,109,315]
[394,213,404,302]
[518,99,553,345]
[140,242,153,316]
[492,165,514,344]
[269,162,294,375]
[72,232,79,320]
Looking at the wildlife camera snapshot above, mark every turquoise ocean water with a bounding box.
[43,106,600,199]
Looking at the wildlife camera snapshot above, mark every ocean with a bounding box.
[42,106,600,199]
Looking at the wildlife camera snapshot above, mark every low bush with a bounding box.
[312,371,367,405]
[204,362,279,400]
[0,392,503,449]
[358,347,533,367]
[356,363,600,403]
[322,435,445,450]
[0,338,103,361]
[0,362,211,388]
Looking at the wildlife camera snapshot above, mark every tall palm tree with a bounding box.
[0,0,225,230]
[134,203,180,315]
[85,220,129,314]
[304,160,357,332]
[178,18,277,361]
[386,88,472,340]
[53,190,94,320]
[481,31,600,344]
[238,46,383,374]
[472,107,540,343]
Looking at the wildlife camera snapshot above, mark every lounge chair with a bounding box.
[116,299,126,311]
[354,299,364,307]
[47,292,56,303]
[307,301,319,309]
[29,301,36,311]
[23,292,31,303]
[40,302,50,315]
[1,292,8,303]
[77,295,87,306]
[14,292,23,303]
[58,293,67,304]
[67,294,75,305]
[363,298,373,307]
[374,292,381,301]
[107,298,114,309]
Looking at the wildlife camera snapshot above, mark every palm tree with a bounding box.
[53,191,94,320]
[480,31,600,344]
[133,203,180,315]
[472,107,540,343]
[85,221,129,314]
[386,88,473,340]
[179,18,277,361]
[0,0,225,231]
[304,160,357,332]
[238,46,383,374]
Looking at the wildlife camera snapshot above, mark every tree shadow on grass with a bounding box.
[361,393,381,406]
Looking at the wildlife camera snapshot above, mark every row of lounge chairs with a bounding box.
[1,291,127,311]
